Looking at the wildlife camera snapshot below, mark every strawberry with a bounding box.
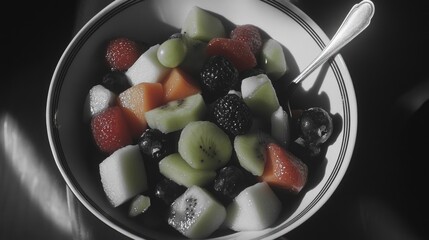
[260,142,308,193]
[105,37,144,71]
[91,106,133,154]
[230,24,262,55]
[206,38,257,72]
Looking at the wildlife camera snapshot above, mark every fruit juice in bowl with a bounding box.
[46,0,357,239]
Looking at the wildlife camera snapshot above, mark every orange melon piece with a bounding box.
[162,68,201,103]
[117,82,164,138]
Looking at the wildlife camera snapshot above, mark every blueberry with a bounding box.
[154,178,186,205]
[213,165,253,200]
[138,128,173,161]
[238,67,265,81]
[298,107,333,146]
[101,71,131,94]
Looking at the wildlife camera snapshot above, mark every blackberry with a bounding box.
[200,55,239,101]
[211,94,253,136]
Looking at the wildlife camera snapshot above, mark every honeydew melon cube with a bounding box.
[83,84,116,121]
[181,6,226,42]
[225,182,282,231]
[125,44,170,85]
[128,194,151,217]
[260,39,288,81]
[99,145,148,207]
[159,153,216,188]
[241,74,280,120]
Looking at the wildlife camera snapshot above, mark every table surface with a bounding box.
[1,0,428,239]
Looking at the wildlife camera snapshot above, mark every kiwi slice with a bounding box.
[234,131,273,176]
[178,121,232,170]
[159,153,216,187]
[145,93,206,133]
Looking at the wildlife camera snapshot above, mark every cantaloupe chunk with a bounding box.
[162,68,201,103]
[117,82,164,138]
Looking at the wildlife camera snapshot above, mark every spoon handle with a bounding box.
[290,0,375,85]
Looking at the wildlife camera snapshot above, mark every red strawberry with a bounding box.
[260,142,308,193]
[230,24,262,55]
[105,37,143,71]
[206,38,257,72]
[91,106,132,154]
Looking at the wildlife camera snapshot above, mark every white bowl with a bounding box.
[46,0,357,239]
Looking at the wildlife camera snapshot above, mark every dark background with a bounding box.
[1,0,428,239]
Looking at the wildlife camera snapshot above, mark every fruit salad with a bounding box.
[84,6,334,239]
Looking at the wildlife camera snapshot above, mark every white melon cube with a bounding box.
[99,145,148,207]
[228,89,242,98]
[125,44,170,85]
[168,185,226,238]
[271,105,290,146]
[225,182,282,231]
[83,84,116,121]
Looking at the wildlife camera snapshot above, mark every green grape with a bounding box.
[157,38,187,68]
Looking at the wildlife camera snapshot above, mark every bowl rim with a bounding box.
[46,0,358,239]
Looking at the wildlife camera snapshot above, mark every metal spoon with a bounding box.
[285,0,375,116]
